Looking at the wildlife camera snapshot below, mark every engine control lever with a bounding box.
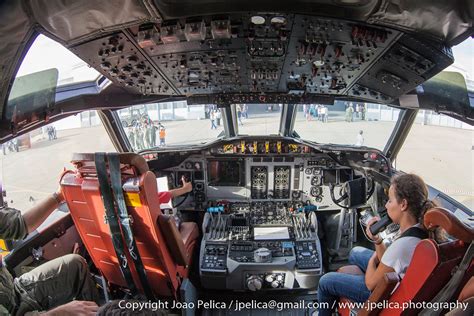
[369,215,393,236]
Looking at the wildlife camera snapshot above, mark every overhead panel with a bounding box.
[67,13,453,104]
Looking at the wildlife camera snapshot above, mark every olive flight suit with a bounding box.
[0,207,99,315]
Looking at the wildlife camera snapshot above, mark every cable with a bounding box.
[329,183,349,208]
[173,192,189,208]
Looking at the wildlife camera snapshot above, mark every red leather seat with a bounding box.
[60,153,199,298]
[338,207,473,316]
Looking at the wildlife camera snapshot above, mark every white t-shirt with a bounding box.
[381,232,422,279]
[355,134,364,146]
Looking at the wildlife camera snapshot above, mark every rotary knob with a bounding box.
[271,280,280,288]
[247,275,263,291]
[265,274,275,283]
[254,248,272,263]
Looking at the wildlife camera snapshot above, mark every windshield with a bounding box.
[237,104,281,135]
[116,102,223,150]
[294,102,401,150]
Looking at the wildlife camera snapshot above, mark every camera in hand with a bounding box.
[369,215,393,236]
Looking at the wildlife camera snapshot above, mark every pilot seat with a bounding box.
[337,207,473,316]
[60,152,199,298]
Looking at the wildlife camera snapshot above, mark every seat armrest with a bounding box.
[358,272,399,316]
[158,215,188,266]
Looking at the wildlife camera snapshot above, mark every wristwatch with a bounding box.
[52,192,64,205]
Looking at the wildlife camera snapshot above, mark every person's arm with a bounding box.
[27,300,99,316]
[365,253,395,291]
[365,217,387,260]
[169,176,192,198]
[22,189,64,234]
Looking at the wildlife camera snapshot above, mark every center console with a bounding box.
[200,201,322,291]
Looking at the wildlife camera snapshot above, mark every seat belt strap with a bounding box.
[108,153,155,300]
[95,152,138,295]
[399,226,428,240]
[419,241,473,316]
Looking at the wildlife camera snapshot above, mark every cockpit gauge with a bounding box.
[311,176,322,186]
[310,186,322,197]
[270,16,287,25]
[305,168,313,175]
[185,161,193,169]
[313,168,321,175]
[195,182,204,191]
[288,144,299,153]
[223,144,233,153]
[291,190,302,200]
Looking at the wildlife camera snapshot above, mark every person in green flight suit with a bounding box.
[0,190,99,315]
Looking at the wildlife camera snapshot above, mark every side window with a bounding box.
[396,111,473,210]
[0,111,115,213]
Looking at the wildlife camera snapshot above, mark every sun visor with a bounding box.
[28,0,158,44]
[368,0,474,45]
[413,72,473,125]
[0,1,34,118]
[6,68,58,124]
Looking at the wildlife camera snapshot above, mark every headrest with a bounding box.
[424,207,474,243]
[71,152,149,175]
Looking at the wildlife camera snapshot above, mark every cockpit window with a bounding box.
[294,102,401,150]
[237,104,281,136]
[0,112,114,221]
[396,113,473,210]
[6,35,100,122]
[116,102,223,150]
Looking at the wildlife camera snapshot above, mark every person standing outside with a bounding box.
[322,106,328,123]
[242,104,248,119]
[345,103,352,122]
[361,104,366,121]
[216,109,221,126]
[127,124,136,150]
[236,105,243,125]
[355,130,364,146]
[210,110,217,129]
[159,126,166,146]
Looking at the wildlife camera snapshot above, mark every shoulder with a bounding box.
[381,237,421,264]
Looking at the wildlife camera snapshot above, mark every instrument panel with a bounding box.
[150,138,390,291]
[157,139,384,210]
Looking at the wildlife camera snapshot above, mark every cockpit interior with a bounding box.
[0,1,472,315]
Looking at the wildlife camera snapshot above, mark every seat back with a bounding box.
[379,207,473,315]
[60,153,191,297]
[379,239,467,315]
[338,207,473,316]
